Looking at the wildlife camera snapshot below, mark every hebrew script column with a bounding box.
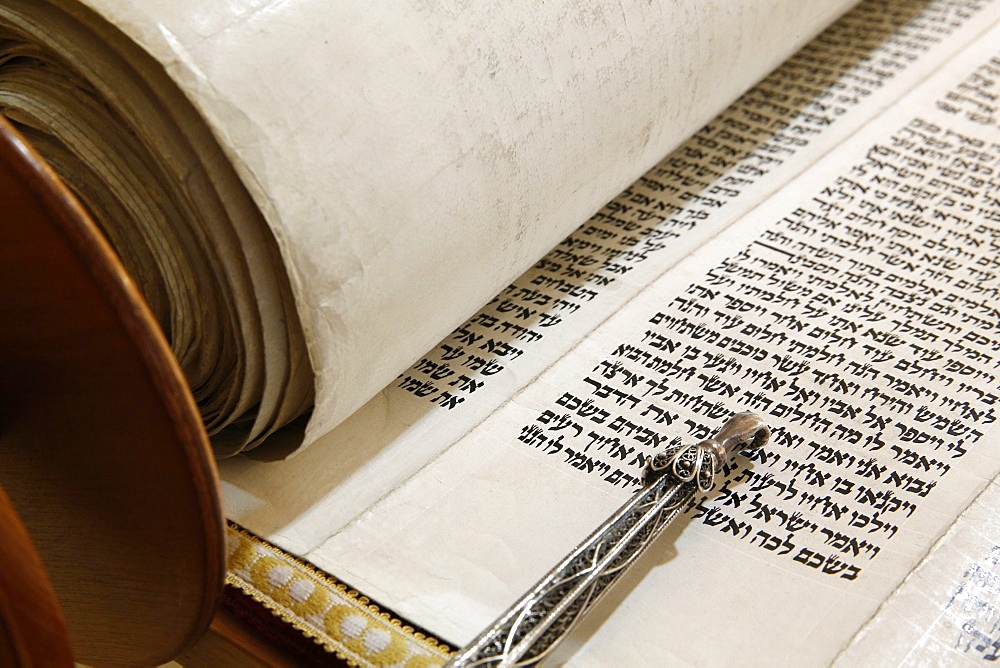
[513,53,1000,584]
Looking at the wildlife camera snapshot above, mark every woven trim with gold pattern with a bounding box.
[226,523,454,667]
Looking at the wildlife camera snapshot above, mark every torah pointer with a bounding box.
[447,411,770,667]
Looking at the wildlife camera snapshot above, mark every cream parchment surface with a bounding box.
[310,6,1000,665]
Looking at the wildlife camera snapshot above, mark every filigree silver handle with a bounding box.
[448,412,770,667]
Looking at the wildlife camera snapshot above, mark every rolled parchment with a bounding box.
[0,0,854,455]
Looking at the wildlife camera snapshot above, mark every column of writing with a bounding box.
[516,86,1000,580]
[396,0,987,410]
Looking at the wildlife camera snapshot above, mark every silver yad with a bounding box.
[448,411,771,667]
